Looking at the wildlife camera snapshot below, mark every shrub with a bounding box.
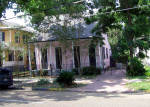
[37,70,48,76]
[81,66,101,76]
[36,79,50,86]
[145,72,150,77]
[127,57,146,76]
[72,68,79,75]
[56,71,75,86]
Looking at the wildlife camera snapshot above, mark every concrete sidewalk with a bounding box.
[69,69,133,93]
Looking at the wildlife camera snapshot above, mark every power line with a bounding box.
[104,4,150,14]
[0,4,150,22]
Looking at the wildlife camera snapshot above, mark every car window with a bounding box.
[0,69,9,75]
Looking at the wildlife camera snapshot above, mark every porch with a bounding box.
[28,38,111,74]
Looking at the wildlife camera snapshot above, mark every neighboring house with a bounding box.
[143,50,150,66]
[29,22,111,72]
[0,21,35,71]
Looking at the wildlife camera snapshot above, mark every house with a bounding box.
[0,21,35,71]
[29,22,111,73]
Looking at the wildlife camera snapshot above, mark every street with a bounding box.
[0,90,150,107]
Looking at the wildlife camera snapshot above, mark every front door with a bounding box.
[89,46,96,67]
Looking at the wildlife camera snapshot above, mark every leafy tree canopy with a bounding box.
[86,0,150,60]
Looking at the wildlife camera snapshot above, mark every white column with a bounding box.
[72,41,75,68]
[47,42,51,70]
[98,43,103,68]
[9,30,11,42]
[35,44,42,70]
[2,51,5,67]
[28,44,32,71]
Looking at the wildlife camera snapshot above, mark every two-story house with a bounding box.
[0,21,35,71]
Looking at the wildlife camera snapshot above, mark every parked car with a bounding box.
[0,68,13,88]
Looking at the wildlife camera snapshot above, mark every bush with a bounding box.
[56,71,75,86]
[37,70,48,76]
[145,72,150,77]
[36,79,50,86]
[72,68,79,75]
[81,66,101,76]
[127,57,146,76]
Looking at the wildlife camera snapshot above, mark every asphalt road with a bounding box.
[0,89,150,107]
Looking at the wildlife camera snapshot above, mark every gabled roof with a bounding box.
[34,22,97,42]
[0,21,35,33]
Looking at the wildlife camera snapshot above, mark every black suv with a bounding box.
[0,68,13,88]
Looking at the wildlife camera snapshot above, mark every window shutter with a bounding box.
[2,32,5,41]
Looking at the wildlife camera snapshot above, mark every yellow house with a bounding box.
[0,21,35,71]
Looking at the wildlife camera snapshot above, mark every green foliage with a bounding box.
[145,66,150,72]
[36,79,50,86]
[127,81,150,91]
[56,71,75,86]
[145,66,150,77]
[13,0,86,30]
[0,0,12,18]
[87,0,150,76]
[81,66,101,76]
[145,72,150,77]
[72,68,79,75]
[127,57,146,76]
[37,70,48,76]
[108,28,129,63]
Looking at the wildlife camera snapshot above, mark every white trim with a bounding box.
[28,45,32,71]
[98,43,101,67]
[9,30,11,42]
[72,41,75,68]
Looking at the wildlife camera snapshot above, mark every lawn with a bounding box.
[126,66,150,92]
[127,81,150,92]
[127,66,150,79]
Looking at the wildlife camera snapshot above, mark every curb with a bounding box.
[32,87,144,94]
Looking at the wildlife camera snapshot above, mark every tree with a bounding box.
[107,28,129,64]
[0,0,11,18]
[85,0,150,74]
[13,0,86,30]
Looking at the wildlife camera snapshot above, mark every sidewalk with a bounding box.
[69,69,133,93]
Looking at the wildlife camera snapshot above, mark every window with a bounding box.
[106,48,108,59]
[15,35,20,43]
[8,51,14,61]
[55,47,62,69]
[41,48,48,69]
[102,47,105,59]
[74,46,80,68]
[15,51,23,61]
[0,32,5,42]
[23,35,27,43]
[89,46,96,67]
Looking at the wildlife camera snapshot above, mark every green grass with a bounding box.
[145,66,150,72]
[127,81,150,91]
[127,66,150,79]
[127,76,150,79]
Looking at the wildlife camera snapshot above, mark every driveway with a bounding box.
[70,69,132,93]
